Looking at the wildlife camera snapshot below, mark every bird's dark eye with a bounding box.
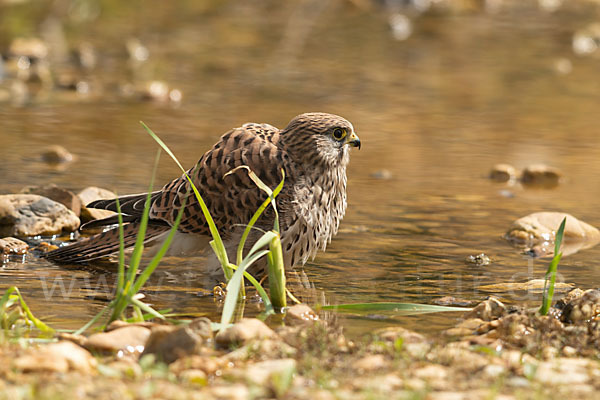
[332,128,347,141]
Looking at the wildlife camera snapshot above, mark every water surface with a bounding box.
[2,1,600,336]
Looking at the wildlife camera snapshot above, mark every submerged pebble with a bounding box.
[465,253,491,266]
[41,145,75,164]
[520,164,562,188]
[489,163,516,182]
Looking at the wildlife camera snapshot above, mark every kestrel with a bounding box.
[45,113,361,275]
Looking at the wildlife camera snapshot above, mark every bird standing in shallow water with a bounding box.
[45,112,361,275]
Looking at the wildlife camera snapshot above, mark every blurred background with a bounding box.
[1,0,600,335]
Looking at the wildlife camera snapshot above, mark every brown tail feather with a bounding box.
[44,222,170,263]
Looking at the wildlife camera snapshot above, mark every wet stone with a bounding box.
[285,303,319,325]
[0,194,80,237]
[21,184,82,217]
[465,253,491,266]
[464,297,506,321]
[215,318,276,348]
[41,145,75,164]
[505,212,600,257]
[0,237,28,255]
[371,169,393,180]
[142,317,213,364]
[433,296,474,307]
[85,325,151,354]
[520,164,562,188]
[78,186,116,223]
[489,163,516,182]
[479,279,575,293]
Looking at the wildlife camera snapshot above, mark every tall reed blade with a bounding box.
[539,217,566,315]
[140,121,232,279]
[267,234,286,309]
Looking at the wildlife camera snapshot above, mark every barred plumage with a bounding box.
[45,113,361,275]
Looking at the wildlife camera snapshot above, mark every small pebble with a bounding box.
[466,253,491,266]
[41,145,75,164]
[520,164,561,188]
[489,163,516,182]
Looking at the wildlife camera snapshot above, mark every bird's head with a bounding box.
[280,113,361,168]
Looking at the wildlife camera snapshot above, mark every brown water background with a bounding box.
[1,0,600,336]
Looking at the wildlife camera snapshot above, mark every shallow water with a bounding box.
[2,1,600,337]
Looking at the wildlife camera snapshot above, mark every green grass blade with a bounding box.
[73,304,111,335]
[540,217,567,315]
[318,302,472,315]
[1,287,54,333]
[267,235,286,309]
[141,121,232,278]
[229,168,285,264]
[127,148,161,283]
[130,297,165,320]
[220,249,271,328]
[114,197,125,296]
[132,195,187,294]
[247,231,278,258]
[226,264,274,314]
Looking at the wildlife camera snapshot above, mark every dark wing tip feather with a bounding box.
[43,222,169,264]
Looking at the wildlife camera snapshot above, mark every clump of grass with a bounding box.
[72,122,289,334]
[0,286,54,335]
[75,149,187,334]
[539,216,567,315]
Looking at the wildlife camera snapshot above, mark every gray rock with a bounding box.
[216,318,276,348]
[0,236,29,255]
[142,318,213,363]
[21,184,82,217]
[0,194,80,237]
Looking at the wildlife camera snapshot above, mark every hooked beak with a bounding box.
[346,131,361,150]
